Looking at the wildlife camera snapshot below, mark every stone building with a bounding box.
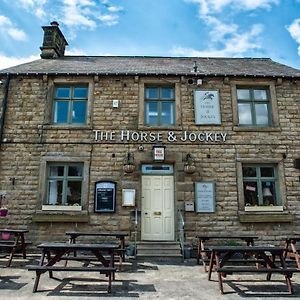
[0,22,300,249]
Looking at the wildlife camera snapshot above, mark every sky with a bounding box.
[1,0,300,70]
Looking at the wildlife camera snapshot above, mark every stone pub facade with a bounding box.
[0,22,300,247]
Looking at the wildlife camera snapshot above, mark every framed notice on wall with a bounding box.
[122,189,136,206]
[194,90,221,125]
[195,182,215,213]
[94,181,116,213]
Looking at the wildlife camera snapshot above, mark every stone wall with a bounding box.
[0,74,299,247]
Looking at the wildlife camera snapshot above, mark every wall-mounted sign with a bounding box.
[94,181,116,213]
[185,201,195,212]
[122,189,136,206]
[153,144,165,161]
[94,130,227,143]
[195,182,215,213]
[194,90,221,125]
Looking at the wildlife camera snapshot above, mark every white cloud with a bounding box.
[7,28,27,41]
[287,19,300,56]
[98,14,119,26]
[171,24,262,57]
[107,5,123,13]
[186,0,279,14]
[65,48,87,56]
[17,0,47,19]
[0,15,27,41]
[0,15,12,26]
[0,54,39,70]
[177,0,275,57]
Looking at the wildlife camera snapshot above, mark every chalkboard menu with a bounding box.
[94,181,116,213]
[195,182,215,213]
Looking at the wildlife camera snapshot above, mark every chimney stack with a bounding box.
[40,21,68,59]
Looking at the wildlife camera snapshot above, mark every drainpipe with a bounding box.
[0,73,11,146]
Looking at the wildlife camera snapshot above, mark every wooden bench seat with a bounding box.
[216,266,300,276]
[27,265,116,293]
[216,266,300,294]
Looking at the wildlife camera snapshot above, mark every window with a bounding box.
[242,165,280,207]
[237,87,271,126]
[45,163,83,208]
[53,86,88,124]
[145,86,175,126]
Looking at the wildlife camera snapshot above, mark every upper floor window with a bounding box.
[242,165,280,207]
[53,86,88,124]
[45,163,83,208]
[145,86,175,126]
[237,87,271,126]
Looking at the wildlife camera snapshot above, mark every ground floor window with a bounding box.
[45,163,83,208]
[242,164,279,207]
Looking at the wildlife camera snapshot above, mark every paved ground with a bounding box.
[1,255,300,299]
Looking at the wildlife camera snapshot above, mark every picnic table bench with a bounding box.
[27,242,119,293]
[196,235,258,271]
[284,236,300,269]
[65,231,128,269]
[0,229,29,267]
[208,245,300,295]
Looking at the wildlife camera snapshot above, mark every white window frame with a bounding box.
[39,156,90,211]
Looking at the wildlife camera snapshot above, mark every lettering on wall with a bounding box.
[93,130,228,143]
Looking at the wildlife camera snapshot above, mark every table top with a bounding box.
[66,231,128,237]
[286,237,300,242]
[197,235,258,240]
[209,245,285,253]
[37,242,120,250]
[0,229,29,234]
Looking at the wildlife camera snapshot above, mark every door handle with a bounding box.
[153,211,162,216]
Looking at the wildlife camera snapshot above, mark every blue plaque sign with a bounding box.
[195,182,215,213]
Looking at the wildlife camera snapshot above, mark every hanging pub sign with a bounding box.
[195,181,215,213]
[194,90,221,125]
[94,181,116,213]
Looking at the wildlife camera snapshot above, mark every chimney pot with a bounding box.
[50,21,59,27]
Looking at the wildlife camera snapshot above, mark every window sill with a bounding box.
[244,206,283,212]
[42,205,82,211]
[42,125,91,130]
[239,211,292,223]
[233,126,280,132]
[138,125,182,131]
[32,210,88,223]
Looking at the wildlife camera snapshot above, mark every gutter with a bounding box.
[0,73,10,146]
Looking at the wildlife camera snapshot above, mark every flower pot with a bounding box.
[184,164,196,174]
[123,164,135,173]
[1,232,10,240]
[0,208,8,217]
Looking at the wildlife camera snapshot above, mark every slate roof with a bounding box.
[1,56,300,78]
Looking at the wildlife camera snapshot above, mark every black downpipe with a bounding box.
[0,73,11,146]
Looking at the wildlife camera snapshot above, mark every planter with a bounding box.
[123,164,135,173]
[184,164,196,174]
[1,232,10,240]
[0,208,8,217]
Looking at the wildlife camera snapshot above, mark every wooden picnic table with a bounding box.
[27,242,119,293]
[196,235,258,271]
[208,245,299,294]
[284,236,300,269]
[65,231,128,267]
[0,228,29,267]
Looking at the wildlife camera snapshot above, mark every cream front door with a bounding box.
[141,175,174,240]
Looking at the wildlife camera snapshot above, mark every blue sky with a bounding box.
[1,0,300,70]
